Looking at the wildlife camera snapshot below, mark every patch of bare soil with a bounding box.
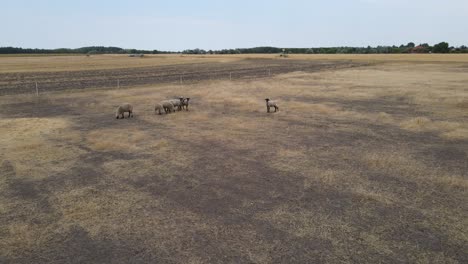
[0,59,363,95]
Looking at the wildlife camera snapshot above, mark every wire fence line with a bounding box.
[0,62,359,96]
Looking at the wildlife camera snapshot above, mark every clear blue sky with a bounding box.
[2,0,467,51]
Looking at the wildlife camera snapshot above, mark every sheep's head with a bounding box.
[185,98,190,103]
[265,98,270,102]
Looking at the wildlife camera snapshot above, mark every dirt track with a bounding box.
[0,59,362,95]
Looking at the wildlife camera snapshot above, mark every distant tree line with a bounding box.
[0,46,171,55]
[186,42,467,55]
[1,42,467,55]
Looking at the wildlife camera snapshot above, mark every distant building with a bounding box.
[411,46,429,53]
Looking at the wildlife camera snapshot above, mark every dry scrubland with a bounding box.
[0,55,468,263]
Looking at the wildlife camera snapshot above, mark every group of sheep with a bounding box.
[154,97,190,115]
[115,97,190,119]
[115,97,278,119]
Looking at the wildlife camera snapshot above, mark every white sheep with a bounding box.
[154,103,164,115]
[168,98,184,111]
[115,103,134,119]
[161,101,175,114]
[265,98,279,113]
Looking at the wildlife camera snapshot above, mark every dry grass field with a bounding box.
[0,55,467,263]
[2,53,468,73]
[0,54,239,73]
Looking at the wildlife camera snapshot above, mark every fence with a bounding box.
[0,62,357,96]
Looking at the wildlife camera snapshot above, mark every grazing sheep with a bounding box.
[115,103,134,119]
[154,103,164,115]
[168,98,184,111]
[161,101,175,114]
[181,98,190,111]
[265,98,279,113]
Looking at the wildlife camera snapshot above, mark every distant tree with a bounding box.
[407,42,415,48]
[433,42,450,53]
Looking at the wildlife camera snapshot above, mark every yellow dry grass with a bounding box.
[2,53,468,74]
[400,117,468,140]
[0,56,467,263]
[0,117,84,180]
[86,128,150,152]
[0,54,244,73]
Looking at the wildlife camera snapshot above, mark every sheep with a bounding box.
[265,98,279,113]
[181,97,190,111]
[154,103,164,115]
[161,101,175,114]
[115,103,134,119]
[168,98,184,111]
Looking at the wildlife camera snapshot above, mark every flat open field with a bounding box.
[0,56,361,95]
[0,55,467,263]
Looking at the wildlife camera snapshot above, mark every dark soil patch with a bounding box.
[0,59,364,95]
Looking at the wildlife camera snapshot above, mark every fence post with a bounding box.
[35,82,39,96]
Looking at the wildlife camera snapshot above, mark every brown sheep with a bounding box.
[181,98,190,111]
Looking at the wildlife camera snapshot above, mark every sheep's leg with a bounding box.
[267,106,270,113]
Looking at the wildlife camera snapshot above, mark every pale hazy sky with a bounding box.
[2,0,467,51]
